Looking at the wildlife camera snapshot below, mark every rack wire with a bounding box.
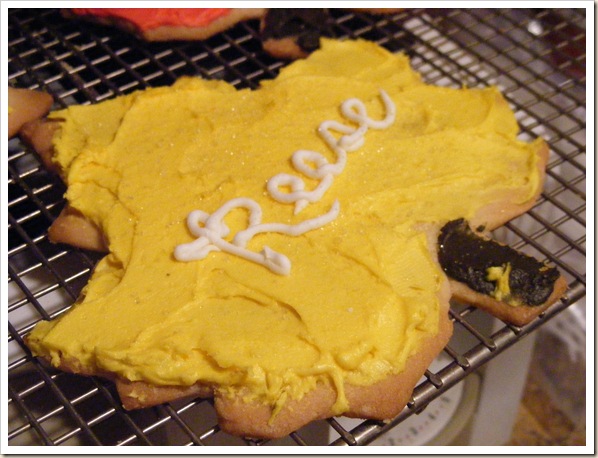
[7,8,586,446]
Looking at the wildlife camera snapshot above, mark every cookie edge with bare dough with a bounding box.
[443,141,568,326]
[8,87,53,139]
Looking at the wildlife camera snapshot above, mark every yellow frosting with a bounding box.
[27,39,543,416]
[487,263,513,302]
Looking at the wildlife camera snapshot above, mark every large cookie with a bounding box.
[24,38,565,439]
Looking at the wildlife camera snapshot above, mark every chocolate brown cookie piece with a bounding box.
[260,9,334,59]
[260,8,405,59]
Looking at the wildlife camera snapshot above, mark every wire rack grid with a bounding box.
[6,8,587,447]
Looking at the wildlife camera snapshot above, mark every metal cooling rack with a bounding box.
[6,8,587,447]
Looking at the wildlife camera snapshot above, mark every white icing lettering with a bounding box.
[268,89,396,214]
[175,90,396,274]
[174,198,340,275]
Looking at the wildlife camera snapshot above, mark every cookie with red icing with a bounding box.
[65,8,267,42]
